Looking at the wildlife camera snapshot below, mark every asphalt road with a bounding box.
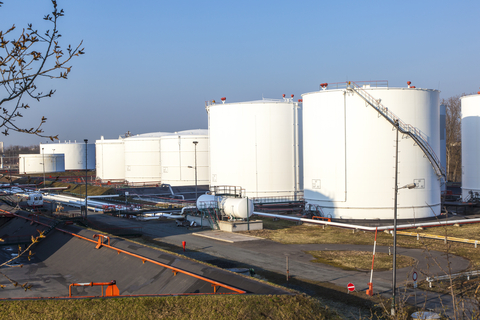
[0,211,288,298]
[2,201,472,317]
[86,211,472,316]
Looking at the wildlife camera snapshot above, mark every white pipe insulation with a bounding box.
[253,211,480,231]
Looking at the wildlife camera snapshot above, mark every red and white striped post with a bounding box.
[366,227,378,296]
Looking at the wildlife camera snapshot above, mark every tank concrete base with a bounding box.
[186,216,263,232]
[218,220,263,232]
[187,215,213,228]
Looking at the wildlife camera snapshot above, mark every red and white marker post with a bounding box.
[366,227,378,296]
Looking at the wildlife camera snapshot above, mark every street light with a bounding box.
[193,141,198,200]
[84,139,88,220]
[391,120,416,316]
[42,147,45,186]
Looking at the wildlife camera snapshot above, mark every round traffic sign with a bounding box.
[413,271,418,281]
[347,282,355,292]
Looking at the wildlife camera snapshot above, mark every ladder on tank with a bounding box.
[346,82,446,180]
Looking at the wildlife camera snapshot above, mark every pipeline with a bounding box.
[2,209,245,295]
[253,211,480,231]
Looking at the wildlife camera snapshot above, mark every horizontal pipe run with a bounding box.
[2,209,245,295]
[253,211,480,231]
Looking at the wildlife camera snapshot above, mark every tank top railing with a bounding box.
[346,82,446,180]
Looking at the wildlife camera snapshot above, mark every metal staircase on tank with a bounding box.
[345,81,446,181]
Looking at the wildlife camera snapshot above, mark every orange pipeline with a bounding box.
[3,209,246,295]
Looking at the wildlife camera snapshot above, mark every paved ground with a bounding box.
[0,209,288,299]
[1,203,474,317]
[84,210,473,315]
[192,231,264,243]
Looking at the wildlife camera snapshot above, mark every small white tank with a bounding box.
[196,194,253,219]
[219,197,254,219]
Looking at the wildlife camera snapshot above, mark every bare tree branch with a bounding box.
[0,0,84,140]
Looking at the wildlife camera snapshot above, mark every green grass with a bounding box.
[0,295,337,320]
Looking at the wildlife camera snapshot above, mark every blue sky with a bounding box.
[1,0,479,147]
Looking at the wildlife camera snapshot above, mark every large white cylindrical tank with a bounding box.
[19,154,65,174]
[160,130,209,186]
[41,142,95,170]
[123,132,168,183]
[302,85,441,220]
[461,94,480,200]
[207,99,302,198]
[96,136,125,181]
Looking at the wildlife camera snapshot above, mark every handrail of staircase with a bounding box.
[346,81,446,179]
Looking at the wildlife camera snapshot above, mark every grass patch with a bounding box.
[0,295,336,320]
[243,216,480,268]
[306,250,415,271]
[417,275,480,297]
[47,181,116,196]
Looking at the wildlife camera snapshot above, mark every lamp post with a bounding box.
[193,141,198,200]
[42,147,45,186]
[391,120,416,316]
[84,139,88,219]
[52,149,55,171]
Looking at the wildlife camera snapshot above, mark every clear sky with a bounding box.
[0,0,479,147]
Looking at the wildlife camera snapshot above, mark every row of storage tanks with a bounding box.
[91,84,445,220]
[208,87,445,220]
[96,130,208,186]
[17,84,480,220]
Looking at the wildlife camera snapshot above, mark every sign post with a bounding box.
[413,271,418,307]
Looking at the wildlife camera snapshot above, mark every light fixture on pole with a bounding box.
[42,147,45,186]
[193,141,198,200]
[391,120,416,316]
[84,139,88,220]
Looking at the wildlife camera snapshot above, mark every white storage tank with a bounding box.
[302,82,441,220]
[461,93,480,200]
[123,132,168,183]
[160,130,209,186]
[96,136,125,182]
[41,141,95,170]
[207,98,302,199]
[19,154,65,174]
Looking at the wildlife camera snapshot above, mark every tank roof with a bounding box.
[125,129,208,140]
[461,93,480,100]
[302,86,439,97]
